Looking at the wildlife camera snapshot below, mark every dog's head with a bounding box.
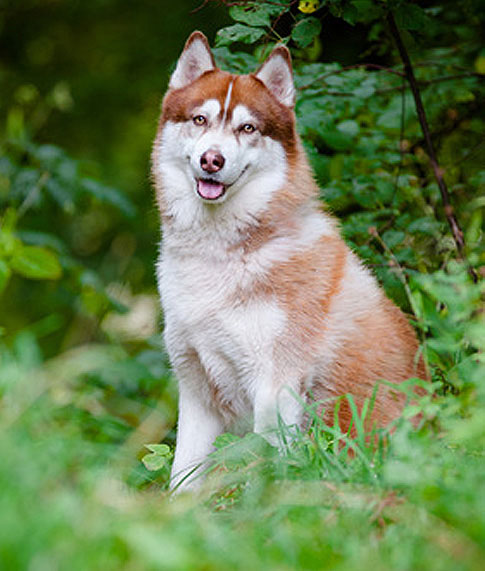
[153,32,298,218]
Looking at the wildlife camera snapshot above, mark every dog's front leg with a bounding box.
[170,380,224,492]
[253,379,303,449]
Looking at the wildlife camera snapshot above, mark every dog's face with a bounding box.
[162,82,272,204]
[153,32,298,217]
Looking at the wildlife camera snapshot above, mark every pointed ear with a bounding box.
[254,46,295,108]
[169,31,216,90]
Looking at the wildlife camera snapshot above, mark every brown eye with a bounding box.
[193,115,206,126]
[241,123,256,134]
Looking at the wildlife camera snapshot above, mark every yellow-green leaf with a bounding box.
[0,259,11,293]
[142,444,172,472]
[10,245,62,280]
[474,55,485,75]
[298,1,320,14]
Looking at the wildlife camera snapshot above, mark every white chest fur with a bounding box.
[158,240,288,419]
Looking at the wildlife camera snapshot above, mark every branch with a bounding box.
[191,0,211,12]
[386,11,478,282]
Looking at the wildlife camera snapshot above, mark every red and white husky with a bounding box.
[152,32,424,490]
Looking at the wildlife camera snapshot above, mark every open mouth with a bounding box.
[196,178,226,201]
[195,166,249,202]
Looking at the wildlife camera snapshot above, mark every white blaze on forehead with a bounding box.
[195,99,221,122]
[221,80,234,126]
[231,104,257,129]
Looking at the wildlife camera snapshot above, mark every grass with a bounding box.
[1,267,484,570]
[1,344,485,571]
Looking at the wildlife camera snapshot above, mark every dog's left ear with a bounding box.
[254,46,295,108]
[169,31,216,90]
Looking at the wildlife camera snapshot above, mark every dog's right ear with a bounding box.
[169,31,216,90]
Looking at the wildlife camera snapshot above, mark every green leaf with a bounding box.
[394,4,430,31]
[11,168,42,202]
[292,17,321,48]
[142,444,172,471]
[33,144,67,169]
[336,119,360,137]
[16,230,67,255]
[466,209,482,245]
[212,47,258,74]
[215,24,266,47]
[407,217,441,236]
[10,244,62,280]
[475,52,485,75]
[348,0,382,24]
[0,230,20,258]
[45,177,75,213]
[213,433,241,449]
[0,259,11,293]
[229,3,283,28]
[382,230,406,249]
[81,178,136,218]
[211,433,273,471]
[321,129,355,151]
[1,207,18,233]
[145,443,171,455]
[353,77,376,98]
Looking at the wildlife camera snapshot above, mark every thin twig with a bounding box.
[386,11,478,283]
[191,0,212,13]
[17,171,49,219]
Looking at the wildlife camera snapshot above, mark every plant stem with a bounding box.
[386,11,477,282]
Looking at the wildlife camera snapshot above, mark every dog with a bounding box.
[152,31,425,490]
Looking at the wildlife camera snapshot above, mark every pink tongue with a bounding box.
[197,179,225,200]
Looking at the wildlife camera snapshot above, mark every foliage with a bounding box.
[1,0,485,569]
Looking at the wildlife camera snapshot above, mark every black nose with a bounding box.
[200,149,225,173]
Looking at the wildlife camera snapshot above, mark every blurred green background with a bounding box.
[1,0,228,184]
[0,0,229,351]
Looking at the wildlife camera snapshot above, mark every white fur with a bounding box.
[153,118,288,233]
[161,246,289,488]
[196,99,221,124]
[231,104,257,128]
[221,81,234,126]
